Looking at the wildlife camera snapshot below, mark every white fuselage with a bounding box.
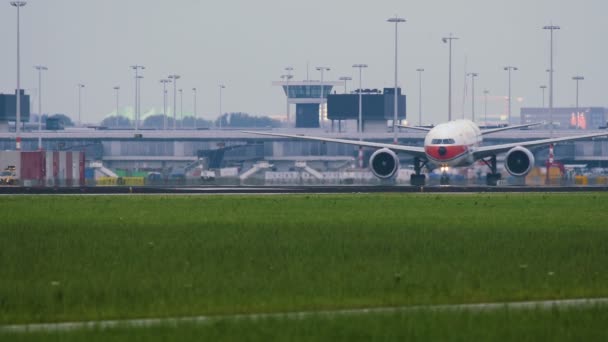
[423,119,483,167]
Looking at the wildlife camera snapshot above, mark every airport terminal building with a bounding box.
[275,81,406,131]
[0,90,30,132]
[521,107,608,130]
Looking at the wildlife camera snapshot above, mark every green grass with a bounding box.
[1,193,607,326]
[3,307,608,341]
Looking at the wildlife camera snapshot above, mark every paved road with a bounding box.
[1,185,608,195]
[2,297,608,333]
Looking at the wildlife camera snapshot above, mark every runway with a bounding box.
[1,185,608,195]
[2,297,607,333]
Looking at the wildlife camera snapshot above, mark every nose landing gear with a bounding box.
[440,172,450,185]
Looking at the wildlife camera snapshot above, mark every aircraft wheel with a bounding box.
[486,173,502,186]
[410,174,426,186]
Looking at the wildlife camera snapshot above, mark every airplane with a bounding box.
[243,119,608,186]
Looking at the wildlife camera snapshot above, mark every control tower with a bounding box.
[273,80,341,128]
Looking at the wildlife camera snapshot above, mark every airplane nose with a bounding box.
[438,146,447,156]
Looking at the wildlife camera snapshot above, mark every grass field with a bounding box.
[1,193,608,338]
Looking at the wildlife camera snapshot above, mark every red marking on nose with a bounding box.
[425,145,468,161]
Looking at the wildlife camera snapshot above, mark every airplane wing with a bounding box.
[474,132,608,160]
[242,131,427,158]
[480,122,542,135]
[396,125,432,132]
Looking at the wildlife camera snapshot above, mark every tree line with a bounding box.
[41,112,282,129]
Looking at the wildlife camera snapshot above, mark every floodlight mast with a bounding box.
[483,89,490,125]
[77,84,85,126]
[388,16,406,144]
[131,65,145,130]
[218,84,226,128]
[467,72,478,122]
[34,65,48,150]
[539,85,547,108]
[416,68,424,126]
[572,75,584,129]
[192,87,197,129]
[338,76,352,94]
[11,1,27,149]
[113,86,120,128]
[503,66,518,125]
[543,25,560,136]
[178,88,183,129]
[352,64,368,135]
[281,74,294,125]
[285,66,293,125]
[168,74,180,130]
[442,34,459,122]
[315,66,330,128]
[160,79,171,130]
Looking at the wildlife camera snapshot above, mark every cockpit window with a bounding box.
[431,139,456,145]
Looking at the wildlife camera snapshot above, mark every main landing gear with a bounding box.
[481,155,502,186]
[410,157,428,186]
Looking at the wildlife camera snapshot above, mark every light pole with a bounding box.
[388,16,406,143]
[467,72,478,122]
[543,25,560,135]
[160,79,171,130]
[416,68,424,126]
[192,87,197,129]
[113,86,120,128]
[338,76,353,133]
[77,84,85,126]
[572,76,584,129]
[285,66,293,125]
[483,89,490,125]
[442,34,459,122]
[503,66,518,125]
[34,65,47,150]
[218,84,226,128]
[11,1,27,149]
[353,64,368,134]
[178,88,183,128]
[338,76,352,94]
[281,74,293,125]
[131,65,145,130]
[168,74,180,130]
[136,75,144,128]
[316,66,330,128]
[540,85,547,108]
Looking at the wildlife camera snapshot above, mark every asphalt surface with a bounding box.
[1,185,608,194]
[3,297,608,333]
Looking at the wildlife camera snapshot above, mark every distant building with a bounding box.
[327,88,406,132]
[520,107,607,130]
[0,90,31,132]
[274,80,341,128]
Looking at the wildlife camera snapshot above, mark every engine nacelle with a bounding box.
[504,146,535,177]
[369,148,399,179]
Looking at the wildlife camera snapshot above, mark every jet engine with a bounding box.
[369,148,399,179]
[504,146,535,177]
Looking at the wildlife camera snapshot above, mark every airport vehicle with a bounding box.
[0,166,17,185]
[244,119,608,185]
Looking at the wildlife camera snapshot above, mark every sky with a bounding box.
[1,0,607,125]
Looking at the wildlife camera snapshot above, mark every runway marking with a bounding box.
[2,297,608,333]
